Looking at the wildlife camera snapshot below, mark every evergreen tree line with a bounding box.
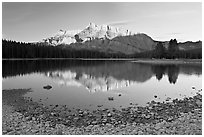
[2,39,129,58]
[2,39,202,59]
[149,39,201,59]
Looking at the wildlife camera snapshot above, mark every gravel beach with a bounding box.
[2,88,202,135]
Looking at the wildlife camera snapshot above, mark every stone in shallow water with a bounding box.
[166,97,171,101]
[108,97,114,101]
[43,85,52,90]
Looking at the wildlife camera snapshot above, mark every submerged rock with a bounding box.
[192,86,196,90]
[108,97,114,101]
[43,85,52,90]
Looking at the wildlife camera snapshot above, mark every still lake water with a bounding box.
[2,60,202,110]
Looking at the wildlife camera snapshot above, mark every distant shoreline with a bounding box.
[2,58,202,63]
[131,59,202,64]
[2,58,135,61]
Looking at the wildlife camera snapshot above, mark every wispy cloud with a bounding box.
[144,10,198,18]
[165,32,182,35]
[107,20,134,26]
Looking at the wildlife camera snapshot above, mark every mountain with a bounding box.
[38,23,201,55]
[40,29,81,45]
[75,22,134,42]
[40,23,135,46]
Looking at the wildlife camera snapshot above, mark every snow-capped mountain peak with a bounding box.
[40,23,135,46]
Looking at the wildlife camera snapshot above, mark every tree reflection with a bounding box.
[151,65,166,81]
[152,65,179,84]
[167,65,179,84]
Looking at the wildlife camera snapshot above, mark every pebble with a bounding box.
[106,123,112,127]
[32,117,36,121]
[167,117,173,122]
[2,130,8,134]
[87,125,93,129]
[196,100,202,106]
[55,129,63,135]
[74,117,79,120]
[93,125,100,128]
[145,115,151,119]
[120,124,126,128]
[79,110,83,114]
[83,111,88,115]
[32,129,39,133]
[91,121,98,125]
[107,113,112,117]
[51,112,56,116]
[26,116,32,121]
[137,131,144,135]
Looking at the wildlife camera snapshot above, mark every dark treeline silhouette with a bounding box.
[2,39,202,59]
[134,39,202,59]
[151,39,201,59]
[3,60,202,84]
[2,39,130,59]
[2,59,110,78]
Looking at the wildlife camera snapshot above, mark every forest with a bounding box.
[2,39,202,59]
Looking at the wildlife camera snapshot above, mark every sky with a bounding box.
[2,2,202,42]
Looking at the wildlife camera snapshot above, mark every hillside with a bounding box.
[63,33,156,54]
[178,41,202,50]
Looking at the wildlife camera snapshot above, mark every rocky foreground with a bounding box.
[2,88,202,135]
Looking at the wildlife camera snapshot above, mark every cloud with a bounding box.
[107,20,133,26]
[165,32,182,35]
[144,9,199,19]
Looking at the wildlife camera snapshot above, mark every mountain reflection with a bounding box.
[46,70,138,92]
[2,60,202,92]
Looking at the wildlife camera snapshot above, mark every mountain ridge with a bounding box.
[38,23,202,55]
[40,22,136,46]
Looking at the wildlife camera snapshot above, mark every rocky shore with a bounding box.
[2,88,202,135]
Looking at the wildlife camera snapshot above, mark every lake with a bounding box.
[2,60,202,111]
